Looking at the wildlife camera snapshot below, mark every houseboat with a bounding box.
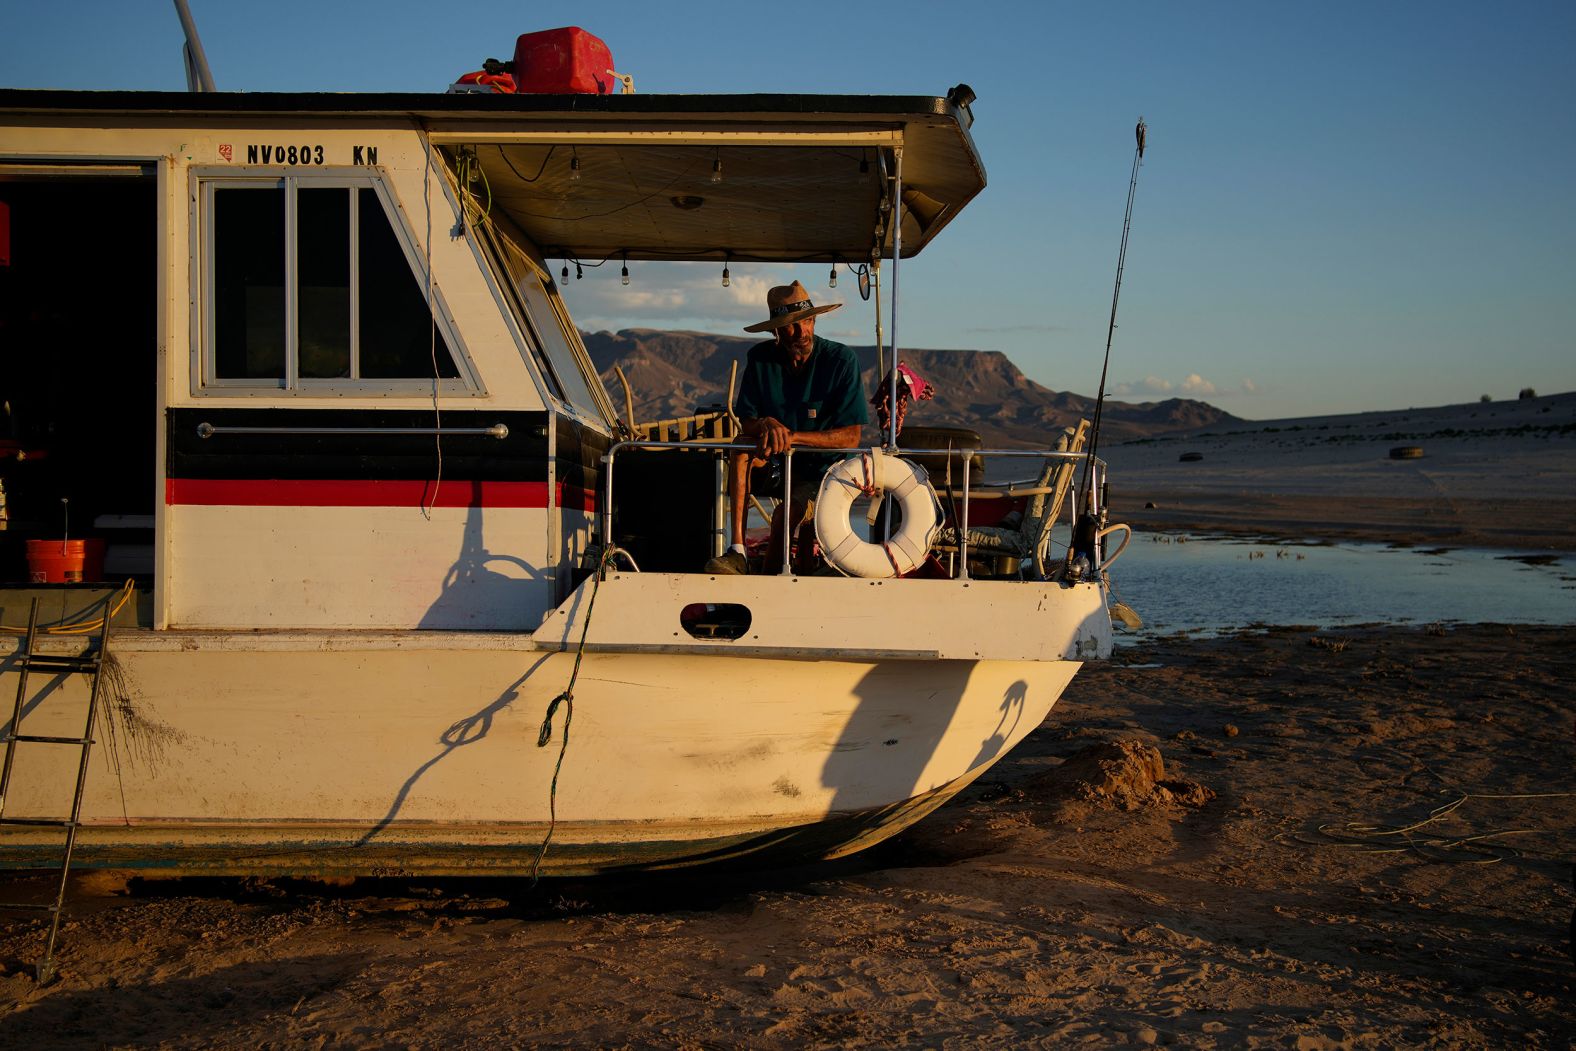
[0,74,1120,878]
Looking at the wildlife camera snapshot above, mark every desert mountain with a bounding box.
[583,329,1239,446]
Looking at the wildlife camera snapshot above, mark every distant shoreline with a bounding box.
[1103,391,1576,552]
[1114,493,1576,552]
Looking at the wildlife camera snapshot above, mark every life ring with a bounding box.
[814,451,941,578]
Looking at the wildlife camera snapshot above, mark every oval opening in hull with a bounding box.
[679,603,752,640]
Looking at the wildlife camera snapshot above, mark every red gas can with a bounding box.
[512,27,615,95]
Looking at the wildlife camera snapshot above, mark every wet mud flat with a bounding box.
[2,624,1573,1048]
[1103,391,1576,553]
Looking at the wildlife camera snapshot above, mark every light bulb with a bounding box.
[621,259,630,286]
[829,265,838,288]
[560,263,569,281]
[569,154,581,181]
[722,264,731,288]
[711,157,723,184]
[575,262,583,280]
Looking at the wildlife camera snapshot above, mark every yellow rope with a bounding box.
[0,579,136,636]
[1298,749,1575,864]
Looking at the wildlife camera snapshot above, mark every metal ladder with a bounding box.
[0,598,113,983]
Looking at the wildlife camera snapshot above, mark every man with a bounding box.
[704,281,868,574]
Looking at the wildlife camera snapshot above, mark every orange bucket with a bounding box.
[26,539,107,583]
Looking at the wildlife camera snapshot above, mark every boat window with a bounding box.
[356,188,459,380]
[473,221,566,403]
[212,184,286,381]
[514,267,603,416]
[468,211,613,424]
[199,175,466,393]
[297,187,351,378]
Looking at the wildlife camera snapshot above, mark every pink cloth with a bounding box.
[872,361,935,436]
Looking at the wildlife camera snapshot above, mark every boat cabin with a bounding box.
[0,87,1108,637]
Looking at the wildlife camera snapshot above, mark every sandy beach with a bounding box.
[1,621,1571,1048]
[2,401,1573,1047]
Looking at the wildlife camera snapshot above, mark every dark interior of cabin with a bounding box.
[0,174,157,586]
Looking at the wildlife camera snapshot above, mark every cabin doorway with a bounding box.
[0,168,158,593]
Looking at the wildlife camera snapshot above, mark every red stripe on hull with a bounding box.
[166,478,598,511]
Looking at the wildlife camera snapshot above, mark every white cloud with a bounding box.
[964,323,1069,334]
[1111,375,1174,396]
[613,289,687,311]
[1111,373,1263,400]
[557,261,850,334]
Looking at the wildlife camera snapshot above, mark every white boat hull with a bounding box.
[0,579,1106,875]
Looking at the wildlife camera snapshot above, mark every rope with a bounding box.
[2,581,135,823]
[1295,749,1575,864]
[859,452,877,497]
[528,547,619,883]
[0,580,136,636]
[882,542,903,578]
[855,453,903,576]
[420,135,444,520]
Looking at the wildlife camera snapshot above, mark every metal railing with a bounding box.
[196,422,509,439]
[602,440,1108,581]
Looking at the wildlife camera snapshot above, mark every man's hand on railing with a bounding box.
[754,417,793,457]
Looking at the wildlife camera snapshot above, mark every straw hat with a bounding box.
[743,281,842,333]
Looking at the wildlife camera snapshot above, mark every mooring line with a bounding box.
[529,547,619,883]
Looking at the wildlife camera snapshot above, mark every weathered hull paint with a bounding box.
[0,635,1081,876]
[0,780,980,878]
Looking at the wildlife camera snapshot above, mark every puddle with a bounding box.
[1103,533,1576,638]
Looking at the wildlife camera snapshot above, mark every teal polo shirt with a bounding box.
[735,336,869,478]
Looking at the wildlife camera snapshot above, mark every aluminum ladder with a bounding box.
[0,597,113,983]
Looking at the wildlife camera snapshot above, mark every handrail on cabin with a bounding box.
[195,422,509,439]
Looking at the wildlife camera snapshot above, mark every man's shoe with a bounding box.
[703,550,748,575]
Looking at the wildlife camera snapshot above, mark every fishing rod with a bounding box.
[1082,117,1147,500]
[1071,118,1147,574]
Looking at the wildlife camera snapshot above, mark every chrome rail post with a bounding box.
[780,449,794,576]
[959,454,971,581]
[1095,459,1107,567]
[603,442,620,552]
[883,149,903,547]
[1069,476,1080,574]
[872,263,885,388]
[713,454,727,558]
[886,148,903,455]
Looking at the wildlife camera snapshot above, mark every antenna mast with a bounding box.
[1081,118,1147,504]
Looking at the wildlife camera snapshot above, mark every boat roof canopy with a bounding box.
[0,89,986,264]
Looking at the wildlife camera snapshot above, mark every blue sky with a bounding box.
[3,1,1572,418]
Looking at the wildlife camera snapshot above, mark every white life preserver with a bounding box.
[814,451,940,578]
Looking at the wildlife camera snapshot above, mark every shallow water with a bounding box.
[1105,533,1576,637]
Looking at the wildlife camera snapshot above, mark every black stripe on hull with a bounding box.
[167,407,612,485]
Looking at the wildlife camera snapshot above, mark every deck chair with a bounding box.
[934,419,1089,579]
